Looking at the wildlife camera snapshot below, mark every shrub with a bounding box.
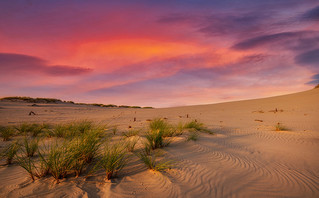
[93,143,128,180]
[0,141,20,164]
[0,126,15,141]
[136,151,172,172]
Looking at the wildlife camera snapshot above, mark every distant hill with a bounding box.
[0,96,154,109]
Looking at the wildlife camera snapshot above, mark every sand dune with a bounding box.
[0,88,318,197]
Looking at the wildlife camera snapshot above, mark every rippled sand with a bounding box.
[0,89,318,197]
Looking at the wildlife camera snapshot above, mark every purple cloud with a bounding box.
[301,5,319,21]
[0,53,92,76]
[295,48,319,71]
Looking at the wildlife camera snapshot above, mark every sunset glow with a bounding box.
[1,0,318,107]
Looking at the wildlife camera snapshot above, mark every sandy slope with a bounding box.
[0,88,318,197]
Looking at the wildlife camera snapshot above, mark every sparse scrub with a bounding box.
[275,123,289,131]
[145,129,171,150]
[15,154,36,181]
[38,142,74,184]
[0,126,15,141]
[0,141,20,164]
[187,130,199,141]
[111,126,118,135]
[184,120,213,134]
[137,151,172,172]
[93,143,128,180]
[122,129,140,137]
[68,131,102,177]
[22,137,39,157]
[125,136,139,152]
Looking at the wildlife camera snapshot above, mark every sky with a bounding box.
[0,0,319,107]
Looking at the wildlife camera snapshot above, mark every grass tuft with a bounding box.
[275,123,289,131]
[0,126,15,141]
[137,151,173,172]
[184,120,213,134]
[22,137,39,157]
[93,143,128,180]
[186,130,199,141]
[122,129,140,137]
[0,141,20,164]
[125,136,139,152]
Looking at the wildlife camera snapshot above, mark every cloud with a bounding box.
[295,48,319,70]
[306,73,319,85]
[232,31,319,51]
[301,5,319,21]
[0,53,92,76]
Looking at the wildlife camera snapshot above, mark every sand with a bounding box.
[0,88,318,197]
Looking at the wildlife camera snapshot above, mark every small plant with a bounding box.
[125,136,139,152]
[184,120,213,134]
[186,130,199,141]
[137,151,172,172]
[22,137,39,157]
[111,126,118,135]
[275,123,288,131]
[122,129,140,137]
[0,126,15,141]
[145,130,171,150]
[315,84,319,89]
[38,142,74,184]
[0,141,20,164]
[15,154,36,181]
[94,143,128,180]
[68,131,102,177]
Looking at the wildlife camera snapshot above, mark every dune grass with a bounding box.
[22,137,39,157]
[137,151,172,172]
[93,143,128,180]
[275,123,289,131]
[0,126,15,141]
[186,130,199,141]
[145,129,171,150]
[68,131,103,177]
[38,142,74,184]
[0,141,20,164]
[122,129,140,137]
[184,120,213,134]
[125,136,139,152]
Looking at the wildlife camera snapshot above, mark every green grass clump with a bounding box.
[22,137,39,157]
[122,129,140,137]
[149,118,177,137]
[68,131,102,177]
[51,120,100,138]
[0,126,15,141]
[125,137,139,152]
[184,120,213,134]
[0,141,20,164]
[15,154,37,181]
[145,129,171,150]
[38,142,74,184]
[186,130,199,141]
[93,143,128,180]
[275,123,289,131]
[137,151,172,172]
